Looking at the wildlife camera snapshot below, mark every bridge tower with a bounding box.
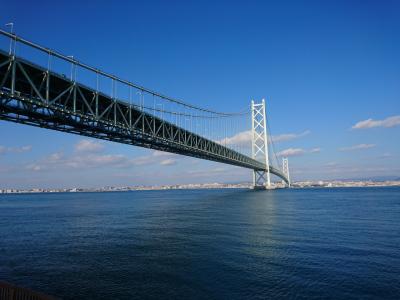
[251,99,271,189]
[282,157,291,187]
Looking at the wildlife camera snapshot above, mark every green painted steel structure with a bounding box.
[0,30,289,185]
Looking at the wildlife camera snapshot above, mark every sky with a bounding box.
[0,0,399,188]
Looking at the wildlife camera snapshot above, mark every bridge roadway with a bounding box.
[0,50,288,183]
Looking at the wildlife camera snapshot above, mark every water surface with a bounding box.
[0,187,399,299]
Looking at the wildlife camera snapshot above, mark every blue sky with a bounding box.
[0,0,399,188]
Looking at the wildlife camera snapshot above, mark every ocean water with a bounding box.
[0,187,399,299]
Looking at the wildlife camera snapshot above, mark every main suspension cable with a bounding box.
[0,29,249,117]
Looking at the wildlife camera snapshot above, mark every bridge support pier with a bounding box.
[251,99,271,189]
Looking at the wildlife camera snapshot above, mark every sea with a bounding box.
[0,187,399,299]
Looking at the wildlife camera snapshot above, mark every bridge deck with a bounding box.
[0,50,288,183]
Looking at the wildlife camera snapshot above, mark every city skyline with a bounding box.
[1,0,399,188]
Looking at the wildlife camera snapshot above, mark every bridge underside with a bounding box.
[0,50,288,184]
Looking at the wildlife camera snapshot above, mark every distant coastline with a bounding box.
[1,180,399,194]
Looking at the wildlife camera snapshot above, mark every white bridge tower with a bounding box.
[251,99,271,189]
[282,157,291,187]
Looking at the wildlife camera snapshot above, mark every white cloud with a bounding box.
[219,130,252,146]
[26,152,131,172]
[378,153,392,159]
[25,147,183,172]
[352,115,400,129]
[324,162,338,167]
[26,164,42,171]
[272,130,311,143]
[132,151,178,166]
[293,161,400,180]
[80,154,127,166]
[49,152,64,161]
[310,147,321,153]
[20,145,32,152]
[339,144,376,151]
[0,145,32,154]
[277,148,306,157]
[160,159,176,166]
[75,140,104,153]
[219,130,310,146]
[25,140,129,171]
[152,150,177,158]
[277,147,321,157]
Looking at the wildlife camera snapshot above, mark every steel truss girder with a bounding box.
[0,49,288,182]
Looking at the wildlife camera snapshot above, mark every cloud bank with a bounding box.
[75,139,104,153]
[339,144,375,151]
[352,115,400,129]
[272,130,311,143]
[0,145,32,154]
[220,130,310,146]
[26,140,179,172]
[276,147,321,157]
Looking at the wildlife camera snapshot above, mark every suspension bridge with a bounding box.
[0,29,290,189]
